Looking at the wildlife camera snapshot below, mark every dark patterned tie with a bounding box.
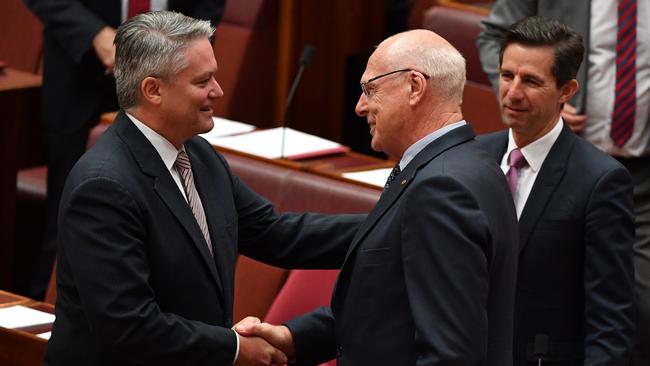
[506,149,527,199]
[175,151,213,255]
[384,164,401,189]
[128,0,151,18]
[610,0,637,147]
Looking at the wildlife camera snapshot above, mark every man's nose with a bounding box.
[355,93,368,117]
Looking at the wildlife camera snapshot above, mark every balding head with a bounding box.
[355,29,466,159]
[374,29,466,105]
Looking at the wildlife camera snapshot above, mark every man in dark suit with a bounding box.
[480,6,650,364]
[23,0,227,300]
[45,11,363,365]
[237,29,519,366]
[476,17,635,366]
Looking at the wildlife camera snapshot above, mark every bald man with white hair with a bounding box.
[236,29,519,366]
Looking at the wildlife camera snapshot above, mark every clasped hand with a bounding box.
[233,316,295,366]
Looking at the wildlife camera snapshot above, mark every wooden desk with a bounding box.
[101,110,393,187]
[0,290,51,366]
[0,68,42,290]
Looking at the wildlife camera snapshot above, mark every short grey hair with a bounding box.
[385,39,466,105]
[114,11,215,109]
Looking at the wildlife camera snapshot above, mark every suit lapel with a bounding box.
[342,125,477,262]
[189,146,234,318]
[518,125,574,251]
[114,112,225,296]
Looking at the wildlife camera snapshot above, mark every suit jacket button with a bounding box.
[337,345,343,357]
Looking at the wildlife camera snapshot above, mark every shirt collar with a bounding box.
[126,112,183,171]
[399,120,467,170]
[505,117,563,172]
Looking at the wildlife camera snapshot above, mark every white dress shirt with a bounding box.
[501,118,563,218]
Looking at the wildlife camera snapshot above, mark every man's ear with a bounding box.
[559,78,579,104]
[140,76,163,105]
[408,71,427,106]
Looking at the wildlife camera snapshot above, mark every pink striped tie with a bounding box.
[506,148,527,199]
[175,151,213,255]
[610,0,637,147]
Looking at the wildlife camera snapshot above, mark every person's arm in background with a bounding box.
[476,0,537,91]
[23,0,227,72]
[23,0,113,65]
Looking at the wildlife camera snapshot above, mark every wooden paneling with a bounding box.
[0,0,43,74]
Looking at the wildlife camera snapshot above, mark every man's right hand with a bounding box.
[92,26,116,73]
[235,334,288,366]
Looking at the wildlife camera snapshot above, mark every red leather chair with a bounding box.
[421,4,503,134]
[212,0,279,128]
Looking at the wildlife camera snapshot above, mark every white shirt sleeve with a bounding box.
[232,329,240,365]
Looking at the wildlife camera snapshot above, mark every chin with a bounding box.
[370,139,382,153]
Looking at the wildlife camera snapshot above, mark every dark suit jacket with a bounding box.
[45,111,364,365]
[23,0,226,134]
[477,124,635,366]
[287,125,519,366]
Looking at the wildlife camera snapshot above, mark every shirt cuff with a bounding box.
[232,329,240,365]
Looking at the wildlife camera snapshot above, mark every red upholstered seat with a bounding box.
[264,269,339,366]
[264,269,338,325]
[421,4,503,134]
[422,5,489,86]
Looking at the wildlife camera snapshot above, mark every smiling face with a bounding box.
[499,43,577,146]
[158,38,223,144]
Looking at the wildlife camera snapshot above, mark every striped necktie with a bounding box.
[175,151,213,255]
[610,0,637,147]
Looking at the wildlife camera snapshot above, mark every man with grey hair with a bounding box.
[236,29,519,366]
[45,11,363,366]
[23,0,226,301]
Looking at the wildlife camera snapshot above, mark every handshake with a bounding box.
[233,317,295,366]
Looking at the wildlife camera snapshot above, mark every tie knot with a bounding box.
[175,150,191,171]
[385,164,401,189]
[508,149,527,169]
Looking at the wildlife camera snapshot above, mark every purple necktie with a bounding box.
[610,0,637,147]
[175,151,213,255]
[506,148,527,199]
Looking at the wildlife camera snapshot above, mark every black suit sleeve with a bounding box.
[583,166,635,365]
[285,307,337,365]
[23,0,109,64]
[59,177,237,364]
[216,149,365,269]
